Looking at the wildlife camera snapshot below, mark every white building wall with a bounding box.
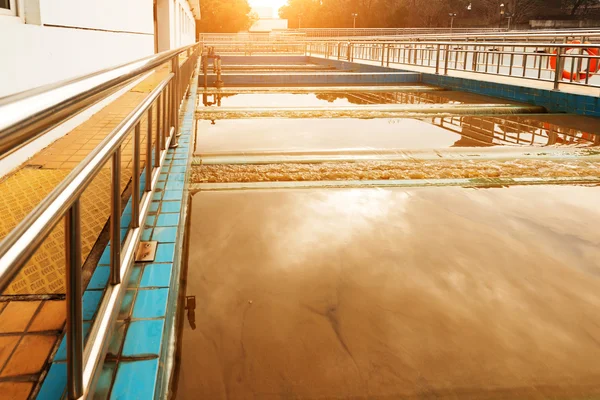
[0,0,197,97]
[40,0,153,34]
[0,24,153,97]
[157,0,196,52]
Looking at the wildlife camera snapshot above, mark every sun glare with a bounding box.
[249,0,287,17]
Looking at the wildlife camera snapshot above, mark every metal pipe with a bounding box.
[132,123,141,228]
[65,199,83,400]
[110,146,121,285]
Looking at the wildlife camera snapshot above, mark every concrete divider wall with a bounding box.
[204,72,421,86]
[309,57,399,73]
[422,73,600,117]
[220,55,311,64]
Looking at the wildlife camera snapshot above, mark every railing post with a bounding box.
[65,200,83,400]
[163,85,169,148]
[386,44,391,67]
[553,46,563,90]
[132,122,141,228]
[145,107,153,192]
[381,44,385,66]
[444,44,450,75]
[110,147,121,285]
[110,146,121,285]
[435,44,441,74]
[157,93,163,158]
[170,58,179,148]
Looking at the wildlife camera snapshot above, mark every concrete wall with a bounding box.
[422,73,600,118]
[310,57,399,73]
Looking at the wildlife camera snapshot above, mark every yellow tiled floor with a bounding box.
[0,55,189,395]
[1,64,171,296]
[0,300,65,400]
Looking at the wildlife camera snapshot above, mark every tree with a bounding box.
[563,0,597,16]
[277,0,597,28]
[197,0,256,32]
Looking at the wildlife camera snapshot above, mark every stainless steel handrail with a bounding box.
[0,45,192,160]
[0,43,199,399]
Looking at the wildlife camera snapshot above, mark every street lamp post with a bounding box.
[351,13,358,29]
[449,13,457,33]
[500,3,513,31]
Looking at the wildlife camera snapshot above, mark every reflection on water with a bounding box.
[432,115,600,147]
[199,92,600,148]
[178,186,600,400]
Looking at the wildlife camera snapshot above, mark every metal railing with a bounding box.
[199,29,600,48]
[0,43,199,398]
[200,41,307,55]
[293,27,507,37]
[308,40,600,89]
[319,29,600,43]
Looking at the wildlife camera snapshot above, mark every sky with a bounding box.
[248,0,287,17]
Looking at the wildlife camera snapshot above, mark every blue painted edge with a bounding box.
[37,68,198,399]
[420,71,600,118]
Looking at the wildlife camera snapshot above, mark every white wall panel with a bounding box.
[0,23,153,96]
[40,0,153,34]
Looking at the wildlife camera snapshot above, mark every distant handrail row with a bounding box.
[0,43,199,399]
[199,29,600,44]
[200,38,600,90]
[307,40,600,89]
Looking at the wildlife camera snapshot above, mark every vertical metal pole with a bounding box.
[65,200,83,400]
[132,123,140,228]
[509,53,515,76]
[444,44,450,75]
[163,86,169,149]
[157,94,163,157]
[170,57,179,148]
[435,44,441,74]
[575,47,583,83]
[203,56,208,89]
[110,147,121,285]
[387,44,391,67]
[146,107,153,192]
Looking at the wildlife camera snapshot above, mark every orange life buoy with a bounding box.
[550,41,600,81]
